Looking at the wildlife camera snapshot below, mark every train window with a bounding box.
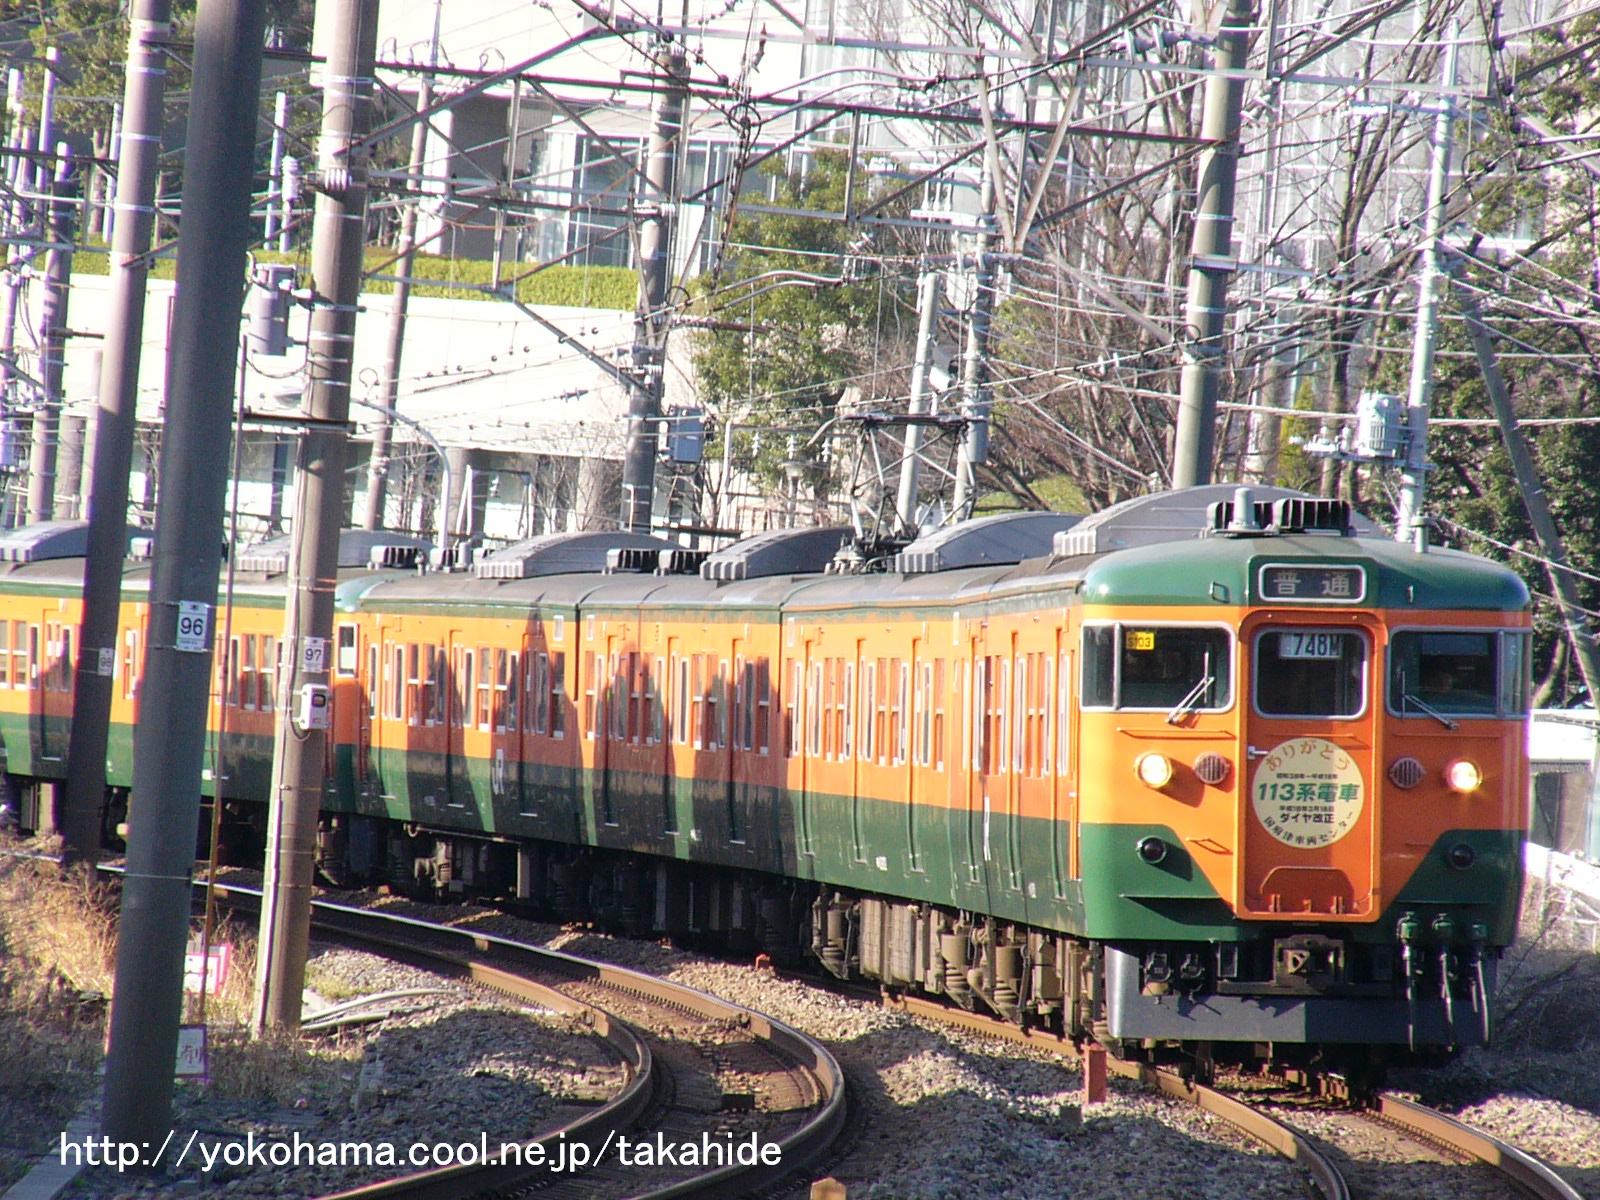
[1389,630,1523,718]
[859,660,876,762]
[367,645,377,718]
[916,663,930,767]
[477,647,494,731]
[1254,629,1367,718]
[650,656,665,745]
[1013,656,1027,775]
[1040,654,1054,777]
[242,636,257,710]
[839,661,852,759]
[426,647,442,725]
[262,637,277,711]
[966,659,979,771]
[407,645,422,726]
[674,657,688,745]
[998,657,1011,774]
[507,652,519,731]
[933,659,946,771]
[756,660,772,755]
[785,660,798,757]
[27,625,39,687]
[390,645,403,719]
[897,661,910,765]
[1500,633,1531,716]
[1081,623,1231,712]
[533,653,550,733]
[494,650,510,733]
[629,653,645,744]
[716,661,730,749]
[336,626,357,676]
[584,653,599,739]
[550,653,566,739]
[1057,651,1070,775]
[15,621,29,688]
[807,661,822,756]
[0,621,8,688]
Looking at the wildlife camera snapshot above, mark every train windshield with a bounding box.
[1253,628,1367,718]
[1387,630,1531,718]
[1082,624,1231,711]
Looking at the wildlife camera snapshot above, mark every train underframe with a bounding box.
[4,780,1490,1082]
[284,806,1496,1080]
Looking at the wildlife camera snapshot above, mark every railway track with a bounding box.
[879,990,1583,1200]
[193,885,847,1200]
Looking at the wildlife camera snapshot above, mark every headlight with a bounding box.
[1135,752,1174,789]
[1443,759,1482,793]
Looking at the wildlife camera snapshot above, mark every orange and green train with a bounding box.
[0,486,1530,1072]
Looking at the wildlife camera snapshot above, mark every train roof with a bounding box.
[1080,531,1530,612]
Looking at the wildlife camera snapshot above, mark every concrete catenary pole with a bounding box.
[60,0,174,865]
[255,0,380,1033]
[1393,34,1459,545]
[26,147,74,526]
[100,0,266,1146]
[620,43,687,534]
[34,47,58,196]
[264,89,288,246]
[1170,0,1254,490]
[952,168,997,520]
[363,0,441,532]
[894,267,942,536]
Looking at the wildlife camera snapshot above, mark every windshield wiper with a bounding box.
[1167,675,1215,725]
[1403,692,1458,730]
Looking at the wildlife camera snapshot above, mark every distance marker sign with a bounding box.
[1251,736,1364,848]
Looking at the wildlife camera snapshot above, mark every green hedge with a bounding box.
[71,242,636,310]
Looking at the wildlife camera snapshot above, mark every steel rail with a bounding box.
[193,880,845,1200]
[884,992,1349,1200]
[1376,1094,1584,1200]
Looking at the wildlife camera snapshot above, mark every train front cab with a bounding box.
[1079,528,1529,1064]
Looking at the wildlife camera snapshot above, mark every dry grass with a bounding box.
[0,842,362,1186]
[0,848,114,1187]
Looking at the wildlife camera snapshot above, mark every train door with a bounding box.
[1053,623,1077,889]
[728,640,752,849]
[334,622,361,798]
[906,638,925,874]
[446,631,471,812]
[364,623,382,791]
[488,635,521,822]
[965,626,989,888]
[663,637,682,835]
[597,634,620,828]
[39,619,69,764]
[1239,614,1379,919]
[797,629,819,860]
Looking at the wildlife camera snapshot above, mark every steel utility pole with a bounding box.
[1393,34,1459,545]
[26,148,74,525]
[61,0,174,865]
[101,0,265,1147]
[952,169,997,520]
[1171,0,1254,490]
[620,42,687,534]
[894,267,942,536]
[255,0,379,1033]
[363,0,441,532]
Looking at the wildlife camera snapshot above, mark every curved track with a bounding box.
[882,991,1582,1200]
[199,886,846,1200]
[64,862,846,1200]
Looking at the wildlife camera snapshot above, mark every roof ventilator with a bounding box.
[475,532,678,580]
[657,548,710,575]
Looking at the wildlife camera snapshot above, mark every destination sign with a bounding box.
[1257,564,1365,605]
